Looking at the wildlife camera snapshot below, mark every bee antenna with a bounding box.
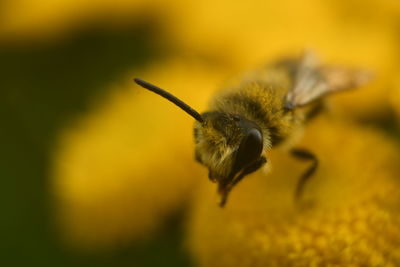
[134,78,204,123]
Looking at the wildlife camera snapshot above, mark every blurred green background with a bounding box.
[0,23,189,266]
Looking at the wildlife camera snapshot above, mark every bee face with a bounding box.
[194,112,265,189]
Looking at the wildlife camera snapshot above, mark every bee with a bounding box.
[134,52,371,207]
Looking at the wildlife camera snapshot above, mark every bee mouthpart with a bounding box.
[208,171,218,183]
[217,176,236,207]
[218,190,230,207]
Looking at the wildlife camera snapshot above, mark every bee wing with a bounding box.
[285,51,372,109]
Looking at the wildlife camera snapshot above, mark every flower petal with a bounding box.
[187,118,400,266]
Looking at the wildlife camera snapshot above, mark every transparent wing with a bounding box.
[285,51,372,109]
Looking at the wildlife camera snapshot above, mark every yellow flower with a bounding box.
[187,117,400,266]
[41,0,400,264]
[51,55,400,266]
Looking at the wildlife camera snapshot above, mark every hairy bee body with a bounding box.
[135,51,370,207]
[194,60,313,188]
[211,70,304,148]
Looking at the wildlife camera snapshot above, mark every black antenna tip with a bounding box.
[134,78,147,87]
[133,77,204,123]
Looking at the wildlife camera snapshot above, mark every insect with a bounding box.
[134,52,371,207]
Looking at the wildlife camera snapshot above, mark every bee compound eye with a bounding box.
[233,128,263,172]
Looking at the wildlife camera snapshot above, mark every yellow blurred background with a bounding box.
[1,0,400,266]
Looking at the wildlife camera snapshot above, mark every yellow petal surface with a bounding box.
[187,117,400,266]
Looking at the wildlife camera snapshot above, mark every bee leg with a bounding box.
[290,148,318,200]
[219,157,267,207]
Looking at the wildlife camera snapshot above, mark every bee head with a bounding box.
[134,78,266,206]
[194,112,265,190]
